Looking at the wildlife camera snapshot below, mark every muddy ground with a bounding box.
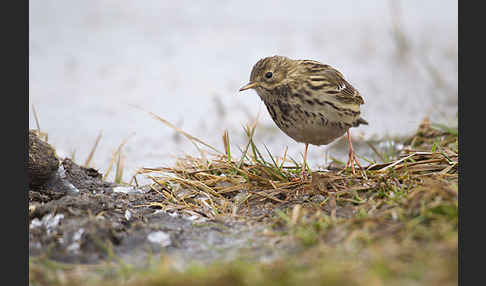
[29,155,292,267]
[28,143,359,268]
[28,118,458,277]
[28,119,458,285]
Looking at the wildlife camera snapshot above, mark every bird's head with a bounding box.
[239,55,294,93]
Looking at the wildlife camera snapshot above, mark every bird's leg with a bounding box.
[343,130,363,174]
[301,143,309,180]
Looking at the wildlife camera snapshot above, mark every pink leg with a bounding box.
[301,143,309,180]
[343,130,363,174]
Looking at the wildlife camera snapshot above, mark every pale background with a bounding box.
[29,0,458,182]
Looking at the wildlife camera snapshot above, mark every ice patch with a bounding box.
[147,231,171,247]
[168,212,179,217]
[57,165,80,194]
[57,165,67,178]
[113,186,143,194]
[73,228,85,241]
[125,209,132,221]
[64,181,80,194]
[30,219,42,229]
[67,228,84,253]
[30,213,65,235]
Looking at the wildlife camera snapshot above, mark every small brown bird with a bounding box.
[239,55,367,177]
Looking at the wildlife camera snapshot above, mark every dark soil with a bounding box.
[29,130,60,188]
[29,157,280,266]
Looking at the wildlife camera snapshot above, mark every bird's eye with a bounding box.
[265,72,273,79]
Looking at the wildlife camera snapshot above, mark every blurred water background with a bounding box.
[29,0,457,182]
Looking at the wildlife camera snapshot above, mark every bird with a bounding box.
[239,55,368,178]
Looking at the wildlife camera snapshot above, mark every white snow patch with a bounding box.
[125,209,132,221]
[67,228,84,253]
[30,213,65,235]
[113,186,143,194]
[147,231,171,247]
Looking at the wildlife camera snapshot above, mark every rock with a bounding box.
[28,130,60,189]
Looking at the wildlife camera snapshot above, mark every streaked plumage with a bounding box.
[239,55,367,176]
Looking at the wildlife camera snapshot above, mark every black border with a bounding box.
[459,1,481,286]
[5,0,28,284]
[458,2,464,285]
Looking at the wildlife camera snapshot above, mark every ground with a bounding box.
[29,118,458,286]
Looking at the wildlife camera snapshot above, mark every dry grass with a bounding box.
[130,116,457,225]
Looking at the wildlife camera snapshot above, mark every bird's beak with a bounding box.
[239,82,259,92]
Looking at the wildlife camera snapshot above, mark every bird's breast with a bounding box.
[262,99,349,146]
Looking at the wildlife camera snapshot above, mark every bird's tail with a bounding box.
[353,117,368,127]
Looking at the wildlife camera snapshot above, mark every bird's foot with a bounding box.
[341,150,364,176]
[300,168,308,181]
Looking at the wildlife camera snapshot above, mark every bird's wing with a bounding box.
[299,60,365,105]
